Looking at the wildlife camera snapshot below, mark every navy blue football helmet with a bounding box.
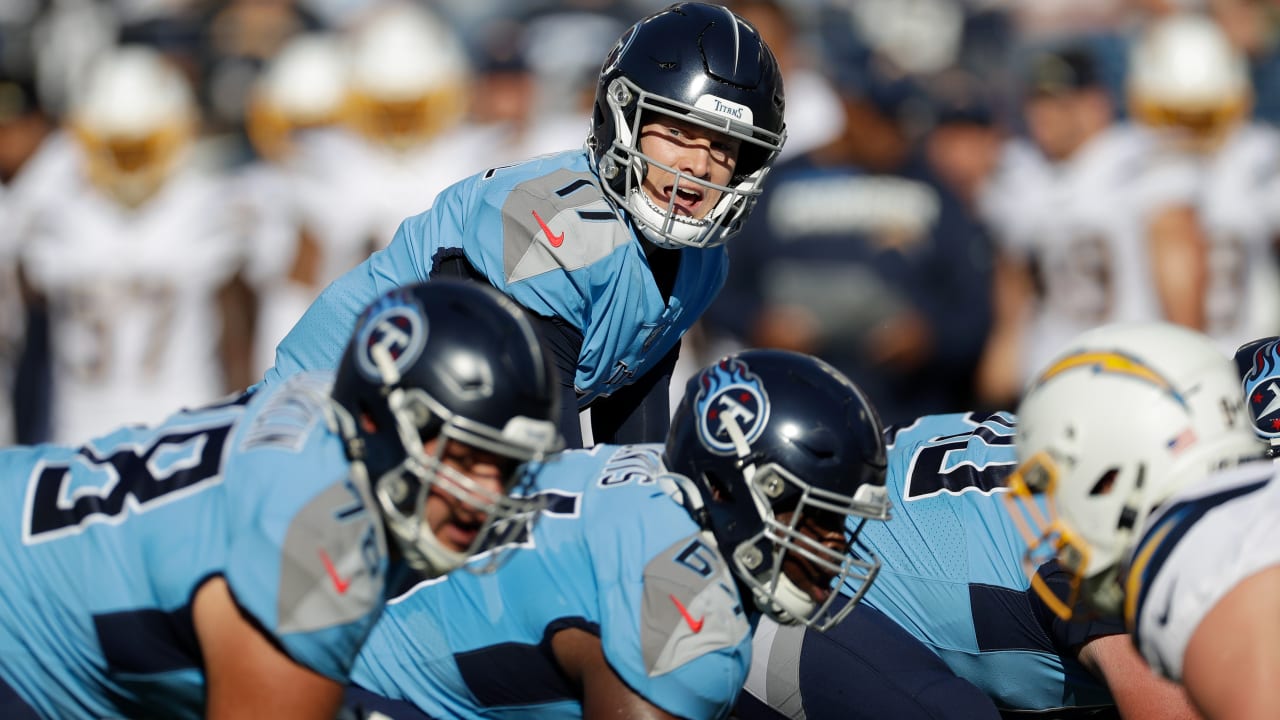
[1235,335,1280,456]
[663,350,891,631]
[331,280,563,577]
[588,2,786,250]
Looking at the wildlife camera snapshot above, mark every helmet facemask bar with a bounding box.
[599,77,784,249]
[1003,451,1125,621]
[734,461,889,633]
[373,385,557,579]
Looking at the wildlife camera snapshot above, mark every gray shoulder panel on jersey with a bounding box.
[501,168,632,283]
[239,371,334,454]
[640,532,751,677]
[276,474,386,634]
[745,616,808,720]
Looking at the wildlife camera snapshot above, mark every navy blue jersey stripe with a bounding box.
[93,604,200,675]
[971,582,1056,654]
[455,618,599,708]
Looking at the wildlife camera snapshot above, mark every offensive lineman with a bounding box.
[0,280,563,718]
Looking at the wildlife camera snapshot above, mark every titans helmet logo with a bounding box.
[694,358,771,455]
[355,292,428,383]
[1242,338,1280,438]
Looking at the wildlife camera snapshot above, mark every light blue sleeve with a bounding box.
[222,388,390,681]
[259,183,470,387]
[590,484,752,720]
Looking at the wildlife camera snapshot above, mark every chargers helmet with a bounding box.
[69,45,197,207]
[1006,322,1263,620]
[1127,13,1250,147]
[588,2,786,250]
[663,350,891,631]
[343,2,470,151]
[331,279,563,578]
[246,33,347,163]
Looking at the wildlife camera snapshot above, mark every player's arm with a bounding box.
[1180,565,1280,720]
[261,210,435,388]
[1031,558,1198,720]
[974,250,1035,409]
[1075,633,1201,720]
[551,627,682,720]
[1146,203,1208,331]
[194,576,344,719]
[218,269,258,392]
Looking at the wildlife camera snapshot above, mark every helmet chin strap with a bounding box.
[658,472,704,515]
[628,187,709,249]
[753,572,819,625]
[407,525,469,579]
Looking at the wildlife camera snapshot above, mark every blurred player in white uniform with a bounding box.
[0,64,58,446]
[298,2,490,280]
[1005,323,1276,720]
[238,32,350,377]
[15,45,248,445]
[1127,12,1280,357]
[980,45,1206,397]
[1,68,76,446]
[245,3,495,376]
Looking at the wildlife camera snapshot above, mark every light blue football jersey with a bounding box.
[262,150,729,405]
[847,412,1115,711]
[0,372,389,719]
[351,443,752,720]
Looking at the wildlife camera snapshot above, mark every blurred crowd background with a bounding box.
[4,0,1280,447]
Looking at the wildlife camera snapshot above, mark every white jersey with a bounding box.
[1,133,87,445]
[1126,458,1280,681]
[982,124,1199,384]
[296,126,497,277]
[229,154,319,378]
[1194,123,1280,355]
[17,134,244,445]
[242,126,500,374]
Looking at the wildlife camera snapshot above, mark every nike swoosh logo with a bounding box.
[531,210,564,248]
[670,593,705,633]
[319,548,353,594]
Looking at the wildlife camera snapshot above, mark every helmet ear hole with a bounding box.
[701,469,732,504]
[1088,468,1119,496]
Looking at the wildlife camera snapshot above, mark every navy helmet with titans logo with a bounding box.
[663,349,890,631]
[588,2,786,250]
[331,279,563,578]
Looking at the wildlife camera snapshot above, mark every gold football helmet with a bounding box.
[70,45,197,207]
